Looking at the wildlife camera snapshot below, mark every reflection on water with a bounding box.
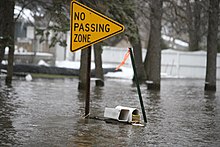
[0,78,219,146]
[0,85,20,146]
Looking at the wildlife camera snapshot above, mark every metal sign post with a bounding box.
[129,48,147,123]
[84,46,91,118]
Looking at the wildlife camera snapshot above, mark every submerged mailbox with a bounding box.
[104,106,140,123]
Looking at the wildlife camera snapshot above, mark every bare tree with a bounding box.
[0,0,7,66]
[107,0,147,81]
[0,0,67,80]
[205,0,219,91]
[186,0,202,51]
[128,0,147,82]
[94,43,104,87]
[0,0,15,84]
[144,0,163,90]
[0,39,6,65]
[163,0,208,51]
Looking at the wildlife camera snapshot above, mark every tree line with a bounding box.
[0,0,219,91]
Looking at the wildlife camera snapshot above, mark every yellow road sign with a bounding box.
[70,1,125,52]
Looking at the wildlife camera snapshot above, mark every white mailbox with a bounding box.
[104,106,140,123]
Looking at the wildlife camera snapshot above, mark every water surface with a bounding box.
[0,78,219,146]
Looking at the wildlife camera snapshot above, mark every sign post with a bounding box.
[70,1,125,118]
[129,48,147,123]
[85,46,91,117]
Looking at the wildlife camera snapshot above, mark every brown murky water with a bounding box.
[0,78,220,146]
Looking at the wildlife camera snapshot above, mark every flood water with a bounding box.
[0,78,220,146]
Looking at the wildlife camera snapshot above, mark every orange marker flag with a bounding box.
[115,49,130,71]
